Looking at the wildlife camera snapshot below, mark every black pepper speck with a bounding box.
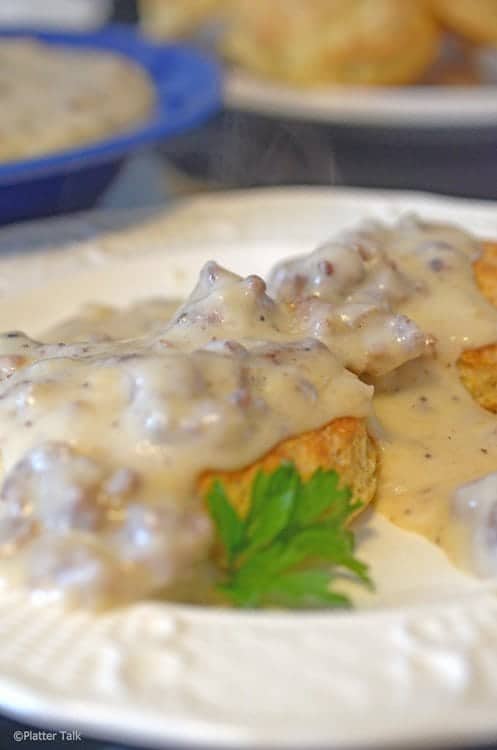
[429,258,445,272]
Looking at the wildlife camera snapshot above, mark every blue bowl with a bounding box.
[0,26,222,224]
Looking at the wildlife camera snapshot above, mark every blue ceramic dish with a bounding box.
[0,25,222,224]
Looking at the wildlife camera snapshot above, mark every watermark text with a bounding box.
[13,729,82,742]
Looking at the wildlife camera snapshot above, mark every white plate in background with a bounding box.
[0,0,111,30]
[1,189,497,748]
[225,51,497,128]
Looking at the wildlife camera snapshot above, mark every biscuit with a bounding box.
[140,0,226,38]
[458,242,497,412]
[223,0,440,86]
[199,417,378,522]
[432,0,497,45]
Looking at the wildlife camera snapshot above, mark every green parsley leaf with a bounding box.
[207,480,245,565]
[281,526,372,586]
[207,463,373,609]
[219,544,287,607]
[265,570,351,609]
[292,468,359,528]
[244,464,300,555]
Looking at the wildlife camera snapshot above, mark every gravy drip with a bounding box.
[270,215,497,574]
[0,265,373,605]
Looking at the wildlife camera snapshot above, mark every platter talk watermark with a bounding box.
[13,729,81,742]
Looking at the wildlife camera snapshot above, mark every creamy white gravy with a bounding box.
[368,219,497,575]
[0,39,154,162]
[269,216,497,576]
[45,298,182,344]
[0,215,496,606]
[0,265,374,606]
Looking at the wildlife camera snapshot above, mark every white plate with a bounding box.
[2,188,497,749]
[0,0,111,29]
[225,63,497,128]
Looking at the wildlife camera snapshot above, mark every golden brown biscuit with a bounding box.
[140,0,226,39]
[432,0,497,45]
[473,241,497,306]
[223,0,440,86]
[199,417,378,522]
[458,242,497,412]
[458,343,497,413]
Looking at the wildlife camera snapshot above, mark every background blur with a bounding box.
[2,0,497,228]
[112,0,497,204]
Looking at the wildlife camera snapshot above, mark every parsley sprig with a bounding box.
[207,463,372,609]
